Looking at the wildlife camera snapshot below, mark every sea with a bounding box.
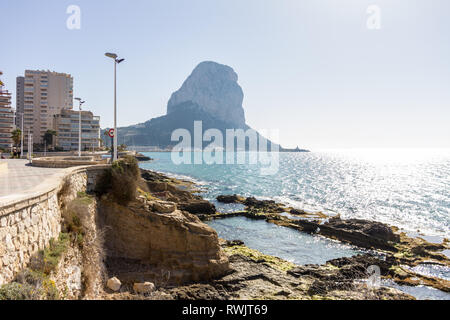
[139,149,450,299]
[140,149,450,238]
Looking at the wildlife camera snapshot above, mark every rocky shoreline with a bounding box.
[126,168,449,300]
[3,159,447,300]
[208,194,450,294]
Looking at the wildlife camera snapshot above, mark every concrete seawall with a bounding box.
[0,165,109,285]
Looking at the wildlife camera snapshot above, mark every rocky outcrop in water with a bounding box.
[167,241,414,300]
[212,193,450,295]
[167,61,246,128]
[111,61,307,151]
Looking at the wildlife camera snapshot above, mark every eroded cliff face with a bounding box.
[167,61,246,128]
[97,198,229,285]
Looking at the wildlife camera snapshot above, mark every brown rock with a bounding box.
[147,181,168,192]
[216,194,243,204]
[133,282,155,294]
[98,200,229,285]
[290,217,401,251]
[179,200,216,215]
[152,201,177,213]
[325,217,400,243]
[290,208,307,215]
[107,277,121,292]
[244,197,285,213]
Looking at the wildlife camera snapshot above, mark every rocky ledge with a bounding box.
[98,198,229,286]
[134,153,152,162]
[104,239,414,300]
[166,241,413,300]
[207,193,450,294]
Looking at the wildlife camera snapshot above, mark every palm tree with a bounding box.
[43,130,57,147]
[103,130,112,149]
[11,128,21,147]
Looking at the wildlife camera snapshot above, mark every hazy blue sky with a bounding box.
[1,0,449,149]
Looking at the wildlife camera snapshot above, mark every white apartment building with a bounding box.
[53,109,100,151]
[0,71,14,149]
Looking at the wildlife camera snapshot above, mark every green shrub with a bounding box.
[0,270,59,300]
[62,208,83,235]
[0,282,38,300]
[76,191,93,204]
[30,233,70,275]
[61,192,93,246]
[96,155,139,205]
[0,233,72,300]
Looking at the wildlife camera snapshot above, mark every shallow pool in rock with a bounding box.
[213,201,246,213]
[403,264,450,281]
[380,279,450,300]
[206,216,362,265]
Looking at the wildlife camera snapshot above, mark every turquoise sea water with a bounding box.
[206,216,362,265]
[140,149,450,238]
[206,217,450,300]
[139,150,450,299]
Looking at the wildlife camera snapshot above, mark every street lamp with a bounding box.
[105,52,125,162]
[75,98,85,157]
[27,127,32,163]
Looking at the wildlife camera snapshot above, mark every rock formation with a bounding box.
[112,61,306,151]
[98,198,229,285]
[167,61,245,128]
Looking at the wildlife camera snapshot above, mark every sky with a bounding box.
[0,0,449,149]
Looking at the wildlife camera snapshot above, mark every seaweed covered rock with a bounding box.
[216,194,244,204]
[244,197,286,213]
[325,218,400,243]
[290,217,401,251]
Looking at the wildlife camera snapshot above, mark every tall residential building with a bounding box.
[0,71,14,150]
[15,76,24,127]
[53,109,100,151]
[16,70,73,145]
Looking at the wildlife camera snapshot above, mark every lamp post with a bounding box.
[75,98,85,157]
[105,52,125,162]
[27,127,32,163]
[20,113,24,158]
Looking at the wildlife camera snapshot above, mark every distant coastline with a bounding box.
[127,146,310,153]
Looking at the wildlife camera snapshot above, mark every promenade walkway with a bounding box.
[0,160,66,205]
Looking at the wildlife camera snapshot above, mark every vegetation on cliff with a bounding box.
[0,234,69,300]
[96,155,139,204]
[0,191,102,300]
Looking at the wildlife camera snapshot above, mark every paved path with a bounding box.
[0,160,66,205]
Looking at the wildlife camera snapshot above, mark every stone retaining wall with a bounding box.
[0,165,108,285]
